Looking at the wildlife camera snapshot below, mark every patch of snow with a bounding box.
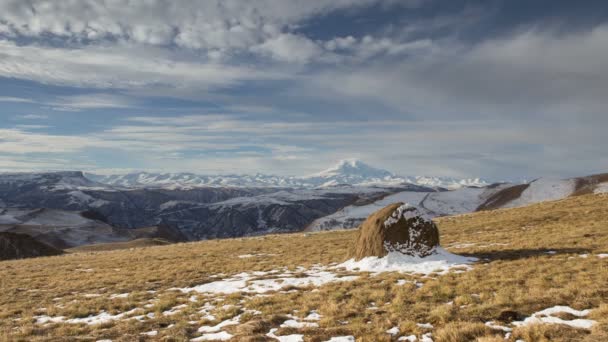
[420,333,433,342]
[384,203,432,228]
[179,269,357,295]
[513,305,596,330]
[198,315,241,333]
[484,321,512,332]
[34,315,66,324]
[324,337,355,342]
[597,253,608,258]
[505,178,576,208]
[266,328,304,342]
[337,247,476,275]
[398,336,417,341]
[417,323,433,329]
[109,293,129,299]
[67,190,109,208]
[280,319,319,328]
[594,183,608,194]
[304,310,321,321]
[191,331,233,341]
[386,326,400,336]
[163,304,187,316]
[35,308,141,326]
[141,331,158,337]
[83,294,101,298]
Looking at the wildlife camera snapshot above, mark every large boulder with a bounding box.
[349,202,439,260]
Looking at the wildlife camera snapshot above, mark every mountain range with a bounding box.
[1,160,606,258]
[86,159,489,190]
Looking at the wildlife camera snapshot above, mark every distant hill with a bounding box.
[0,232,62,260]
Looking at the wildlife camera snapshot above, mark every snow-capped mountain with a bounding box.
[302,159,400,187]
[87,159,489,190]
[0,171,108,191]
[86,172,308,189]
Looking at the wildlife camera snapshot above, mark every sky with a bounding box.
[1,0,607,180]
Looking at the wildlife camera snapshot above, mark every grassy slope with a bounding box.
[0,193,607,341]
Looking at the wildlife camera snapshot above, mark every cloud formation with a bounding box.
[0,0,607,179]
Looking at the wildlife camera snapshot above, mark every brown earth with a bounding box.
[0,232,63,260]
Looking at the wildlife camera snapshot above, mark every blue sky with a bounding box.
[1,0,607,180]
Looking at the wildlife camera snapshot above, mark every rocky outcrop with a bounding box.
[349,203,439,260]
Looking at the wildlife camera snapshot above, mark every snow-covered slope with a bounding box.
[87,159,488,190]
[0,208,132,248]
[307,184,513,231]
[0,171,108,191]
[86,172,307,189]
[501,178,577,208]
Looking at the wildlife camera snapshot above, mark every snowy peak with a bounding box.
[309,159,393,179]
[406,176,489,189]
[83,160,490,190]
[303,159,401,187]
[0,171,107,191]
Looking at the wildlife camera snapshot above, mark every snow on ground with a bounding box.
[34,247,479,340]
[307,184,510,231]
[513,306,596,330]
[67,190,109,208]
[198,315,241,333]
[238,253,276,258]
[109,293,129,299]
[337,248,476,274]
[178,249,473,296]
[163,304,188,316]
[304,311,321,321]
[190,331,233,341]
[267,328,304,342]
[281,319,319,328]
[594,182,608,194]
[386,326,400,336]
[420,187,486,216]
[324,337,355,342]
[176,267,358,295]
[35,308,141,326]
[307,191,430,231]
[485,321,512,333]
[504,178,576,208]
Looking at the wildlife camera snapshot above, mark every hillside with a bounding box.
[0,232,63,260]
[1,193,607,341]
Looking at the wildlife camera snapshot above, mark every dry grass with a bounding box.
[1,193,607,341]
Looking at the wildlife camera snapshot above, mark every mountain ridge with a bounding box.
[85,159,490,190]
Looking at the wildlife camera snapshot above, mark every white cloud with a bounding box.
[306,25,608,121]
[0,96,35,103]
[251,33,324,63]
[0,0,397,45]
[49,94,137,111]
[17,114,48,120]
[0,40,282,89]
[0,128,95,154]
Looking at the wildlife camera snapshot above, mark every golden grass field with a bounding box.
[1,193,607,341]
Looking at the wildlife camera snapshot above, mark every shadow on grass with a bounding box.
[458,248,592,261]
